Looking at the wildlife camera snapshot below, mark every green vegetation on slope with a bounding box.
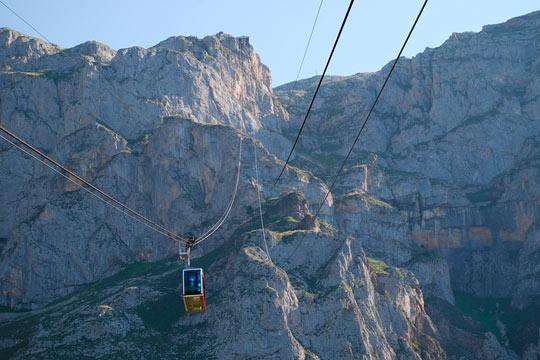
[454,292,540,355]
[454,291,505,339]
[367,258,389,275]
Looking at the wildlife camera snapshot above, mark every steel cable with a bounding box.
[312,0,429,220]
[0,133,186,243]
[282,0,325,111]
[253,143,270,260]
[273,0,355,188]
[194,137,243,245]
[0,126,188,243]
[194,138,242,243]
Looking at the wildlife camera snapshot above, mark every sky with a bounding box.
[2,1,539,87]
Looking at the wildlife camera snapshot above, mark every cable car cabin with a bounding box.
[182,268,206,312]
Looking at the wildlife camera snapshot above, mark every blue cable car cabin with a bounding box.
[182,268,206,312]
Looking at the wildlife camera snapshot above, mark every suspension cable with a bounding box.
[273,0,355,188]
[194,138,242,243]
[253,143,270,260]
[282,0,324,111]
[194,137,243,246]
[1,4,245,247]
[2,3,247,248]
[312,0,429,220]
[0,0,52,43]
[0,126,188,243]
[1,3,199,244]
[0,133,187,243]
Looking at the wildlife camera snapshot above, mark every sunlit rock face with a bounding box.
[1,9,540,360]
[0,27,306,309]
[277,10,540,304]
[274,11,540,358]
[0,26,441,359]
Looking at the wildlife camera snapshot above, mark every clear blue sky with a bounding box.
[2,1,539,86]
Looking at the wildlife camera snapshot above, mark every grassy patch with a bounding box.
[454,292,540,355]
[243,246,267,264]
[339,192,395,210]
[317,217,336,233]
[394,268,405,280]
[143,133,151,145]
[410,341,421,355]
[135,292,185,331]
[367,257,406,280]
[287,164,311,178]
[454,291,504,338]
[367,195,395,209]
[265,216,300,233]
[340,280,353,294]
[270,229,310,242]
[300,289,319,300]
[1,70,46,77]
[283,216,300,224]
[291,333,321,360]
[367,258,389,276]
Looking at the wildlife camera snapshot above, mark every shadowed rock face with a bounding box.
[1,10,540,360]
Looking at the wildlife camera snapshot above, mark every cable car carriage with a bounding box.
[180,237,206,313]
[182,267,206,312]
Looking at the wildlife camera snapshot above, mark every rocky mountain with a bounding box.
[1,9,540,360]
[275,10,540,358]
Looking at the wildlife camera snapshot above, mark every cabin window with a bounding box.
[184,270,202,295]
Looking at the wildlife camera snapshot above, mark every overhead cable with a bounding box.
[194,137,243,246]
[0,126,188,243]
[273,0,355,188]
[0,132,186,243]
[194,138,242,244]
[253,143,270,260]
[0,0,52,43]
[282,0,325,111]
[312,0,429,220]
[0,5,242,246]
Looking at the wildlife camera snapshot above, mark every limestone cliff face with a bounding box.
[274,11,540,358]
[277,10,540,303]
[0,27,441,359]
[0,28,307,308]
